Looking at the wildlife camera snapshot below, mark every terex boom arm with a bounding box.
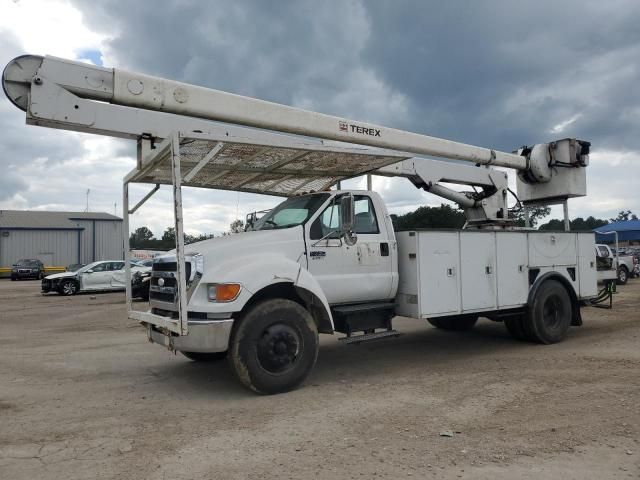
[3,55,527,167]
[3,54,590,224]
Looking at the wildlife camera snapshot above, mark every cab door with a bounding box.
[305,198,346,303]
[305,194,394,304]
[341,195,394,302]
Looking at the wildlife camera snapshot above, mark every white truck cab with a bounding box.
[147,191,398,362]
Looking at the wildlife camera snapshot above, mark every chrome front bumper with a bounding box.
[146,318,233,353]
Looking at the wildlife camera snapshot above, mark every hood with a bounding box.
[158,227,304,258]
[45,271,77,280]
[156,226,306,278]
[132,266,152,275]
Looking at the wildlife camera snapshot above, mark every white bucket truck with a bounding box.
[4,55,598,393]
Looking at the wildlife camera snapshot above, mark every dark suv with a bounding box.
[11,259,45,280]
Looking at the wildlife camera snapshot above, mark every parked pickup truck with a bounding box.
[596,244,638,285]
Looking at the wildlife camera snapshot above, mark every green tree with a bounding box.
[227,219,245,234]
[129,226,154,248]
[391,204,466,230]
[162,227,176,242]
[610,210,638,222]
[538,216,608,231]
[511,206,551,228]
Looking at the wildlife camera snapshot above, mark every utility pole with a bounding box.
[85,189,90,212]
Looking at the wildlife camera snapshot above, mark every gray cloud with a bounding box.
[1,34,89,173]
[2,0,640,227]
[0,170,28,201]
[362,1,640,150]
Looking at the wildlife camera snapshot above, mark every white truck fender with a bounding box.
[214,255,334,333]
[294,266,335,333]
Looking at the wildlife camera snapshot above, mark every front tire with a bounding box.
[181,351,227,362]
[59,280,78,296]
[617,266,629,285]
[523,280,572,344]
[229,298,319,395]
[428,316,478,331]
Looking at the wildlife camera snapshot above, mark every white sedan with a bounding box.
[41,260,150,296]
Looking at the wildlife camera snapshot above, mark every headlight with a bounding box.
[207,283,241,302]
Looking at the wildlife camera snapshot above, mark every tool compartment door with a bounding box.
[417,232,461,316]
[460,232,497,311]
[496,233,528,308]
[577,233,597,298]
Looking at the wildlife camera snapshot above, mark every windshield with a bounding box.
[251,193,330,231]
[78,262,101,273]
[17,259,39,266]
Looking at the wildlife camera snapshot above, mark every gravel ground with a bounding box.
[0,279,638,479]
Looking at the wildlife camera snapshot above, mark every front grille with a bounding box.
[150,291,175,303]
[152,262,192,279]
[152,262,175,271]
[149,256,202,314]
[149,260,192,305]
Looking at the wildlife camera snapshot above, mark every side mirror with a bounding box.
[85,269,94,274]
[340,194,357,246]
[340,194,354,233]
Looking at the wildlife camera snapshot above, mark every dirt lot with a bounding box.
[0,279,638,479]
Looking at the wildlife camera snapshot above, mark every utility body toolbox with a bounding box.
[395,230,597,319]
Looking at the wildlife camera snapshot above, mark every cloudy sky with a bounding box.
[1,0,639,236]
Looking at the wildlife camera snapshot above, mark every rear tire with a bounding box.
[523,280,572,344]
[229,298,319,395]
[428,316,478,331]
[181,351,227,362]
[617,266,629,285]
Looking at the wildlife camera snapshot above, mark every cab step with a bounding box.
[338,329,401,345]
[331,301,396,336]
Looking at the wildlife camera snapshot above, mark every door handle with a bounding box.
[380,242,389,256]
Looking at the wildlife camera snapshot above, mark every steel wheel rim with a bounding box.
[542,295,564,330]
[256,324,301,375]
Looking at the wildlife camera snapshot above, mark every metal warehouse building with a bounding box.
[0,210,124,274]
